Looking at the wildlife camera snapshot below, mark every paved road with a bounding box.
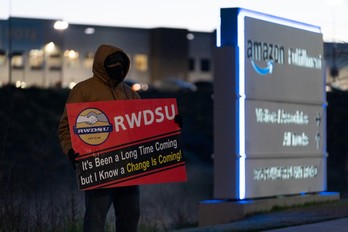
[263,217,348,232]
[175,199,348,232]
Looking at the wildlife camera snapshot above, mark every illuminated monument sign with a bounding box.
[214,8,326,199]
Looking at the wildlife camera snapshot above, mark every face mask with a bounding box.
[105,64,124,83]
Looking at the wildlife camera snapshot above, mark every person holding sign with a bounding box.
[58,44,141,232]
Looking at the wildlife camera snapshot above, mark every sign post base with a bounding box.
[198,192,340,227]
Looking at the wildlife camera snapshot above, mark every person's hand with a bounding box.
[68,148,79,170]
[174,114,183,129]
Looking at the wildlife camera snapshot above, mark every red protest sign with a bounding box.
[66,98,187,190]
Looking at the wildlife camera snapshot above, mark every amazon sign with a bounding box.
[214,8,326,199]
[244,16,324,103]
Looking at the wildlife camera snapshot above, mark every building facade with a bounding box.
[1,17,347,91]
[0,17,215,88]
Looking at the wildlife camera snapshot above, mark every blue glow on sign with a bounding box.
[235,9,321,200]
[216,18,221,47]
[237,11,246,200]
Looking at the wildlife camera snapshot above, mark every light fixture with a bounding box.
[84,27,95,34]
[54,20,69,30]
[186,33,194,40]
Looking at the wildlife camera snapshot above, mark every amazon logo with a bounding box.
[251,60,273,76]
[246,39,285,76]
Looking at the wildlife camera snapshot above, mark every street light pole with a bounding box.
[8,0,12,85]
[54,20,68,88]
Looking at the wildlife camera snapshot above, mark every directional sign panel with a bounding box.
[245,100,325,156]
[244,156,327,198]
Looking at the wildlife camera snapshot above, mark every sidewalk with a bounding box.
[264,217,348,232]
[175,199,348,232]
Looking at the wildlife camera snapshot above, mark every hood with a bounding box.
[92,44,130,83]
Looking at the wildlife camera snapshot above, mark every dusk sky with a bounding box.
[1,0,348,42]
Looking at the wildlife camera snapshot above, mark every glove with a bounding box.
[174,114,183,129]
[68,148,79,170]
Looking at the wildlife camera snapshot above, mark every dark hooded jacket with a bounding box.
[58,44,140,155]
